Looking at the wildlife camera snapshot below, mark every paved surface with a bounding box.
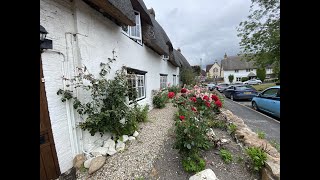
[223,98,280,144]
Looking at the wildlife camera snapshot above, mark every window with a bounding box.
[213,68,218,73]
[262,88,279,98]
[236,77,241,81]
[127,68,146,101]
[246,69,250,72]
[173,75,176,86]
[162,55,169,61]
[122,11,142,45]
[160,75,167,89]
[235,70,239,73]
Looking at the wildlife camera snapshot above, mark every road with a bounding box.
[223,98,280,144]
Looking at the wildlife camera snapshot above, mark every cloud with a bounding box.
[143,0,252,69]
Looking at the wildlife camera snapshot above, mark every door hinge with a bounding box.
[41,78,45,83]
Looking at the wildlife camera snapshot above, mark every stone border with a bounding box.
[220,109,280,180]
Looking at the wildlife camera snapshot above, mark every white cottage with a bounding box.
[40,0,190,178]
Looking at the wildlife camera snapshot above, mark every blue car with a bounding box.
[251,86,280,118]
[223,85,258,100]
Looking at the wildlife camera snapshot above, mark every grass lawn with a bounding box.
[252,83,276,91]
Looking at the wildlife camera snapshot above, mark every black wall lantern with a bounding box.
[40,25,52,50]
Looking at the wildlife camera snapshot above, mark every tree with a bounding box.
[256,68,266,82]
[228,74,234,84]
[180,67,196,85]
[237,0,280,79]
[191,65,201,76]
[241,77,249,82]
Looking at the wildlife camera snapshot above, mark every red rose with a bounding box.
[191,107,197,112]
[214,100,222,108]
[203,95,209,101]
[179,115,185,121]
[211,95,219,101]
[168,92,175,99]
[190,97,197,102]
[180,88,187,93]
[205,101,211,107]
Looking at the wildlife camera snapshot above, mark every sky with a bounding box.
[143,0,252,69]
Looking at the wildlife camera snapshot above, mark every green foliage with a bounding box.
[241,77,249,82]
[135,177,145,180]
[152,90,168,108]
[227,123,237,135]
[236,155,244,163]
[269,139,280,152]
[191,65,201,76]
[219,149,233,164]
[132,104,149,122]
[256,68,266,82]
[245,146,267,172]
[237,0,280,78]
[167,85,180,94]
[180,67,196,85]
[228,74,234,84]
[257,130,266,139]
[57,51,138,137]
[208,119,227,129]
[182,153,206,173]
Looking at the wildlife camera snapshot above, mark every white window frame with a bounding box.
[122,11,142,45]
[127,73,146,102]
[173,75,176,86]
[236,77,241,81]
[162,55,169,61]
[160,75,167,89]
[235,70,239,73]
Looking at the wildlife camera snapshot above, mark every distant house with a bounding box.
[221,53,274,84]
[205,60,224,83]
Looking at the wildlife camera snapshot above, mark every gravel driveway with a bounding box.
[77,103,177,180]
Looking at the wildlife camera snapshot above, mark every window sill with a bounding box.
[129,96,146,105]
[121,32,143,46]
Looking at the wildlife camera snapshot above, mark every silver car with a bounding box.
[244,79,262,85]
[216,83,229,92]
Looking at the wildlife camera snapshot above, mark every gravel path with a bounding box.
[77,103,176,180]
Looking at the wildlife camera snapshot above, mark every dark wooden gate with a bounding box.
[40,55,60,180]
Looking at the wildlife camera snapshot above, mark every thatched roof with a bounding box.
[247,72,256,77]
[206,64,213,72]
[142,10,171,56]
[130,0,152,25]
[221,56,257,70]
[83,0,136,26]
[173,49,191,68]
[201,70,206,76]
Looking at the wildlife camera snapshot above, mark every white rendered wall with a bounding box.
[41,0,179,173]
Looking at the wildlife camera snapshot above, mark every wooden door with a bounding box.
[40,56,60,180]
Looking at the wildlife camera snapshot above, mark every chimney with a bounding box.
[148,8,155,17]
[224,53,227,59]
[177,48,181,52]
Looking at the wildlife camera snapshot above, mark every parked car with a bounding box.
[243,79,262,85]
[251,86,280,118]
[206,83,216,91]
[216,83,229,92]
[232,82,243,85]
[223,85,258,100]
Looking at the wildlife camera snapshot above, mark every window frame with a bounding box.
[261,88,279,98]
[121,11,143,45]
[235,70,239,73]
[173,75,176,86]
[126,68,147,102]
[236,77,241,81]
[160,74,168,89]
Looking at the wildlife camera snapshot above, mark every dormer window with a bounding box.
[162,55,169,61]
[122,11,142,45]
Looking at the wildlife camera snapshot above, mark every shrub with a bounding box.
[241,77,249,82]
[133,104,149,122]
[228,74,234,84]
[57,51,138,137]
[227,123,237,135]
[180,67,196,85]
[219,149,233,164]
[245,146,267,172]
[182,153,206,173]
[168,85,180,94]
[257,130,266,139]
[152,90,168,108]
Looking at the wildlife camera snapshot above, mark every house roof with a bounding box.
[130,0,152,25]
[173,49,191,68]
[83,0,136,26]
[221,56,257,70]
[206,64,213,72]
[201,70,206,76]
[142,10,171,56]
[247,72,256,77]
